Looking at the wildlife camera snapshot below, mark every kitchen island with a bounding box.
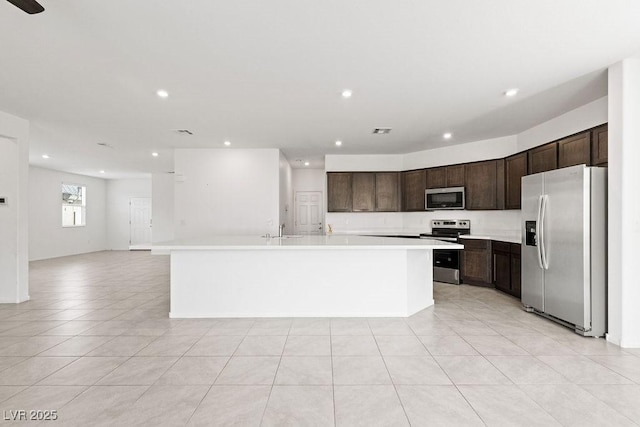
[153,235,462,318]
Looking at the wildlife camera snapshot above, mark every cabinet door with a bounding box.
[505,153,527,210]
[352,173,375,212]
[511,244,521,299]
[461,239,492,286]
[465,160,498,210]
[558,132,591,168]
[446,165,465,187]
[375,172,399,212]
[493,248,511,293]
[401,169,426,211]
[426,167,447,189]
[591,124,608,166]
[327,173,352,212]
[528,142,558,174]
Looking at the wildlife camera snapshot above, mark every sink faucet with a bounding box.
[279,223,285,237]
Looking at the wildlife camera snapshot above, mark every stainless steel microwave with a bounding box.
[425,187,465,210]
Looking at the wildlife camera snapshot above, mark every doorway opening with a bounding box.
[129,197,152,250]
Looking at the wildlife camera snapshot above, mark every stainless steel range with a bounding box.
[420,220,470,285]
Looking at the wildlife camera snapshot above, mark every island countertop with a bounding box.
[153,234,463,251]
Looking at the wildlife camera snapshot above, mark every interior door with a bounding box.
[521,173,544,311]
[542,165,589,328]
[295,191,323,235]
[130,197,152,248]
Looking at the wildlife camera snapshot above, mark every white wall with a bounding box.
[29,166,108,261]
[174,149,281,239]
[403,136,517,170]
[106,178,152,250]
[0,110,29,303]
[608,59,640,348]
[292,168,325,193]
[152,173,175,243]
[326,154,403,172]
[279,152,293,234]
[517,97,608,152]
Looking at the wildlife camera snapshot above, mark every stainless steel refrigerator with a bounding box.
[521,164,607,337]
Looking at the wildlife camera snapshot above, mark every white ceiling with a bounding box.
[1,0,640,178]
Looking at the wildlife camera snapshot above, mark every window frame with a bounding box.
[61,183,87,228]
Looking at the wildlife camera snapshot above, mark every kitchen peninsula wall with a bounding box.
[172,148,290,240]
[325,96,608,238]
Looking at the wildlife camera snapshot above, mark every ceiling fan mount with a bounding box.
[6,0,44,14]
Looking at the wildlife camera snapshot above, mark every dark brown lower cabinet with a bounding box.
[492,241,521,298]
[461,239,493,287]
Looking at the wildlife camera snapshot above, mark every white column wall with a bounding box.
[106,178,152,250]
[152,173,175,243]
[608,59,640,348]
[279,152,293,235]
[174,149,281,239]
[0,111,29,303]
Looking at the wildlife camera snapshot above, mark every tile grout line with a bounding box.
[367,318,412,426]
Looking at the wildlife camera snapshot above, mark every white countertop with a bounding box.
[153,235,463,251]
[459,235,522,244]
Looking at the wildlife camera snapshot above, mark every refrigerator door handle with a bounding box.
[536,195,544,269]
[540,194,549,270]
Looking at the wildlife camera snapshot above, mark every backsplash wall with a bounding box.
[326,210,521,238]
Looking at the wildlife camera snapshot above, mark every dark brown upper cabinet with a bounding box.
[528,142,558,174]
[465,159,504,210]
[352,172,375,212]
[426,167,447,189]
[591,124,608,166]
[401,169,427,211]
[505,153,528,210]
[558,131,591,168]
[426,165,465,189]
[375,172,400,212]
[327,172,352,212]
[447,164,465,187]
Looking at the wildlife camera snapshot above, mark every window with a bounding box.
[62,184,86,227]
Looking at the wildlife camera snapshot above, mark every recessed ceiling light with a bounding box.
[99,170,105,174]
[335,140,342,146]
[224,141,231,146]
[152,152,159,157]
[505,88,519,97]
[443,133,452,139]
[304,161,310,166]
[42,154,49,159]
[341,89,353,98]
[156,89,169,98]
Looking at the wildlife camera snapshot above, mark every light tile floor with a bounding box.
[0,251,639,426]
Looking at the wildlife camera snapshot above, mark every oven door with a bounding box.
[433,249,459,269]
[433,248,461,284]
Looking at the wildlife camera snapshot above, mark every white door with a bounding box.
[130,197,152,249]
[295,191,323,235]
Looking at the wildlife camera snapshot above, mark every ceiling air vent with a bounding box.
[373,128,391,134]
[174,129,193,135]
